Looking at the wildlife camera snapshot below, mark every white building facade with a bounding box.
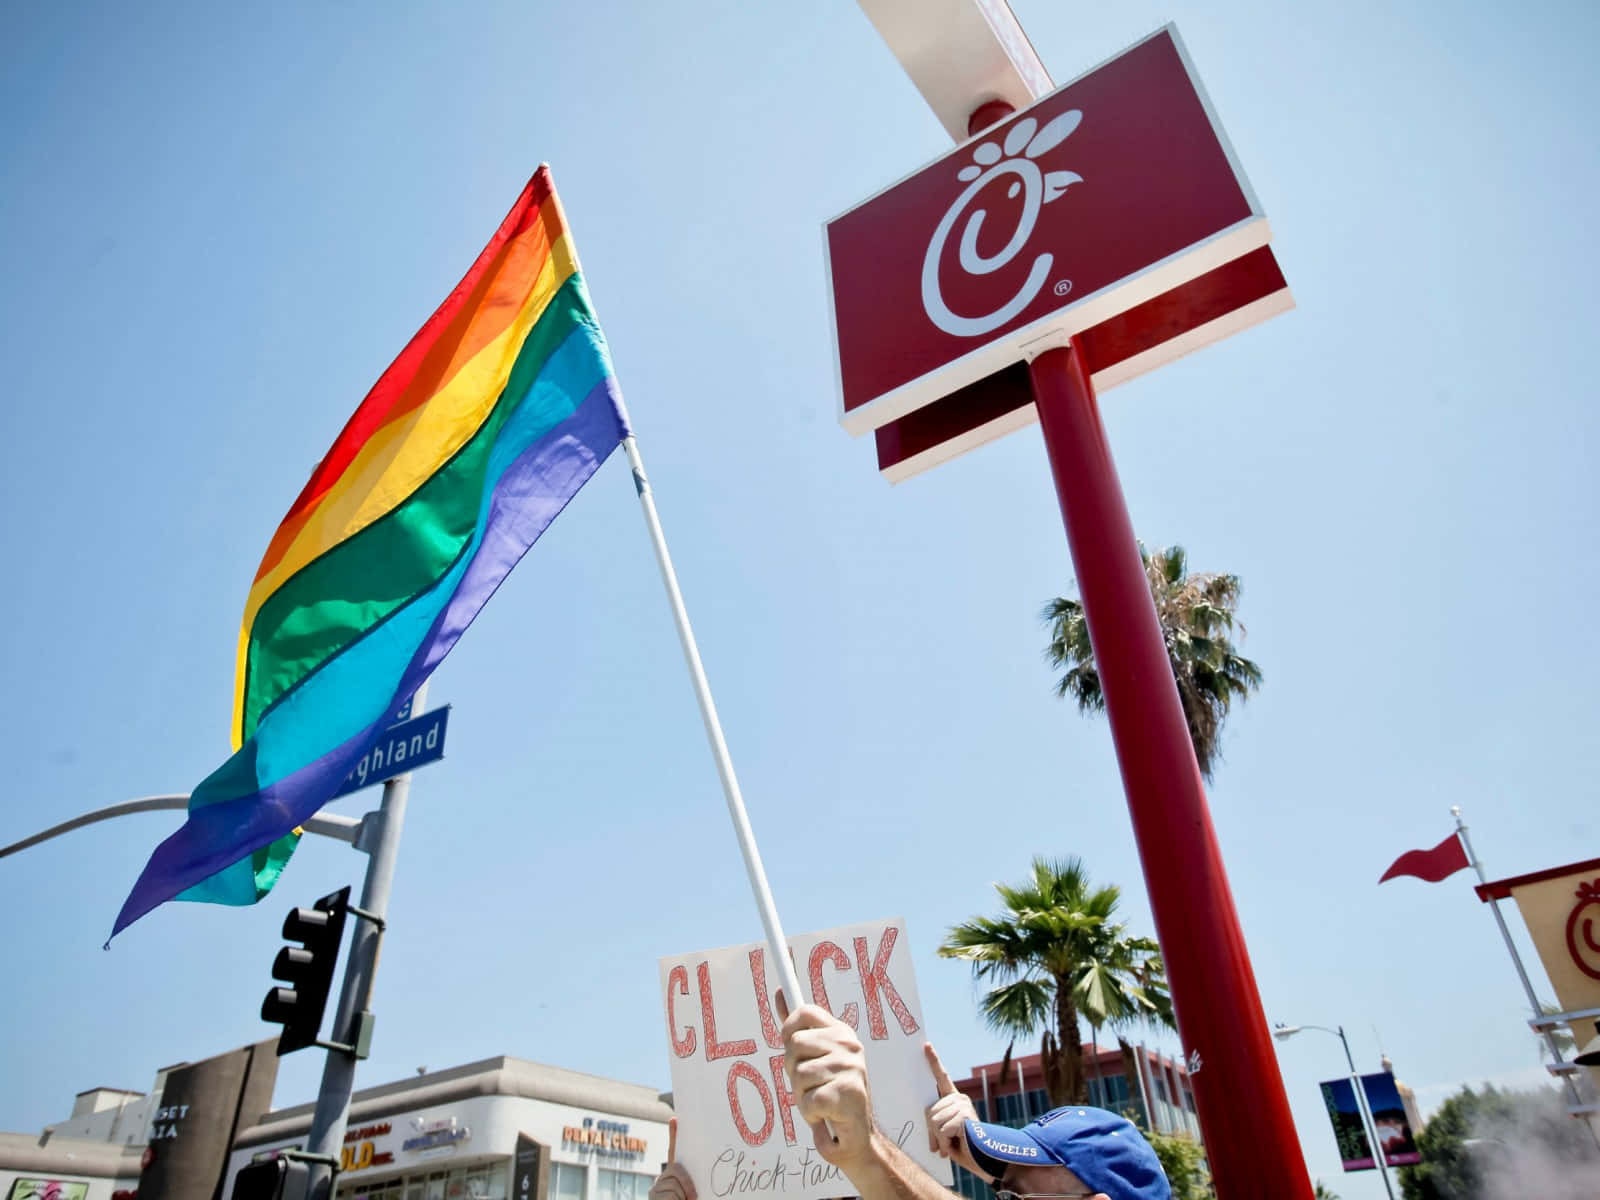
[226,1057,671,1200]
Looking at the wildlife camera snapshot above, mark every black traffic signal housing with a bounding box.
[261,885,350,1056]
[233,1155,313,1200]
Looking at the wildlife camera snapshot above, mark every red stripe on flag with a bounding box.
[1379,833,1470,884]
[271,168,557,538]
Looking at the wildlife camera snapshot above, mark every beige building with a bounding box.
[5,1053,671,1200]
[1,1083,160,1200]
[226,1057,672,1200]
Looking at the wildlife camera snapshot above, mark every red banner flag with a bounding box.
[1379,833,1470,884]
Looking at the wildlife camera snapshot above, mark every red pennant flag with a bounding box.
[1379,833,1470,884]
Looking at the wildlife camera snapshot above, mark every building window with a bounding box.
[1087,1073,1133,1110]
[992,1093,1023,1126]
[344,1178,405,1200]
[467,1166,508,1200]
[952,1165,992,1200]
[340,1168,508,1200]
[597,1170,652,1200]
[551,1163,587,1200]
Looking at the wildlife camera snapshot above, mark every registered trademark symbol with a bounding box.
[1053,279,1073,297]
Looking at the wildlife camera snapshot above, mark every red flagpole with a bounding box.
[1027,337,1312,1199]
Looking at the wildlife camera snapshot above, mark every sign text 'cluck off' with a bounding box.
[826,25,1288,457]
[659,918,949,1200]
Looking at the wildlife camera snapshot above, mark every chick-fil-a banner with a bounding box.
[659,917,951,1200]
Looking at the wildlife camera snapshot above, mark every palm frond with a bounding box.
[980,977,1055,1038]
[1046,542,1262,782]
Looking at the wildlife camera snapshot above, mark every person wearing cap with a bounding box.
[782,1000,1170,1200]
[959,1106,1171,1200]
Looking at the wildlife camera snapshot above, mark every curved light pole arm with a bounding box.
[0,796,361,861]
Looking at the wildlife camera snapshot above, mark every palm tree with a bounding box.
[1043,543,1261,781]
[939,857,1174,1109]
[1079,925,1173,1109]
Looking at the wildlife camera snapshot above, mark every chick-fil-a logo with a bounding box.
[1566,878,1600,980]
[920,109,1085,338]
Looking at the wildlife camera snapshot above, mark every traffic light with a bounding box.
[261,885,350,1055]
[233,1155,313,1200]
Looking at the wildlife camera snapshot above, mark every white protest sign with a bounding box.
[659,917,952,1200]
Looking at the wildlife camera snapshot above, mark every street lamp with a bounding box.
[1273,1023,1397,1200]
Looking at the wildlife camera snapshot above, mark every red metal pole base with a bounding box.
[1028,340,1312,1200]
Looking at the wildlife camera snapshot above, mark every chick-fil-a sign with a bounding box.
[659,918,949,1200]
[827,24,1274,437]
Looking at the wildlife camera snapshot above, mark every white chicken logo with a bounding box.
[920,109,1084,337]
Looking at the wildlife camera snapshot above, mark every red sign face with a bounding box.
[827,26,1273,437]
[874,245,1290,481]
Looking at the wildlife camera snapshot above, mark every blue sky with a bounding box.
[2,1,1596,1195]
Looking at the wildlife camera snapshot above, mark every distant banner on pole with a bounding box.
[1359,1073,1420,1167]
[1318,1078,1375,1172]
[658,917,949,1200]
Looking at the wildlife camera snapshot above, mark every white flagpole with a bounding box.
[1453,807,1560,1045]
[621,435,807,1013]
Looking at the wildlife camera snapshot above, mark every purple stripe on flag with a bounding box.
[412,375,629,682]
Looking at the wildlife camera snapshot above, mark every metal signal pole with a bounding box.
[299,679,429,1200]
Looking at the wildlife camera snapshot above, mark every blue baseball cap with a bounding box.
[964,1107,1170,1200]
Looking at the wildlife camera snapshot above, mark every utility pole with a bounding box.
[295,680,429,1200]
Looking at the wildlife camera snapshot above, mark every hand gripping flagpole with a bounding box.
[621,436,810,1019]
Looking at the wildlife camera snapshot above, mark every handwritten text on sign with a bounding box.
[659,918,950,1200]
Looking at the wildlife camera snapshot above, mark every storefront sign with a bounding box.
[869,246,1288,480]
[826,25,1282,444]
[6,1181,90,1200]
[341,1121,397,1169]
[149,1103,191,1141]
[403,1124,471,1154]
[561,1117,647,1159]
[658,917,946,1200]
[1478,856,1600,1072]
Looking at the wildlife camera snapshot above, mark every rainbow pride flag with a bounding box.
[114,166,629,937]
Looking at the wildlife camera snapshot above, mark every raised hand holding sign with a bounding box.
[658,917,950,1200]
[775,992,874,1167]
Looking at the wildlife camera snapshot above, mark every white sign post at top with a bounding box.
[856,0,1052,140]
[659,917,950,1200]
